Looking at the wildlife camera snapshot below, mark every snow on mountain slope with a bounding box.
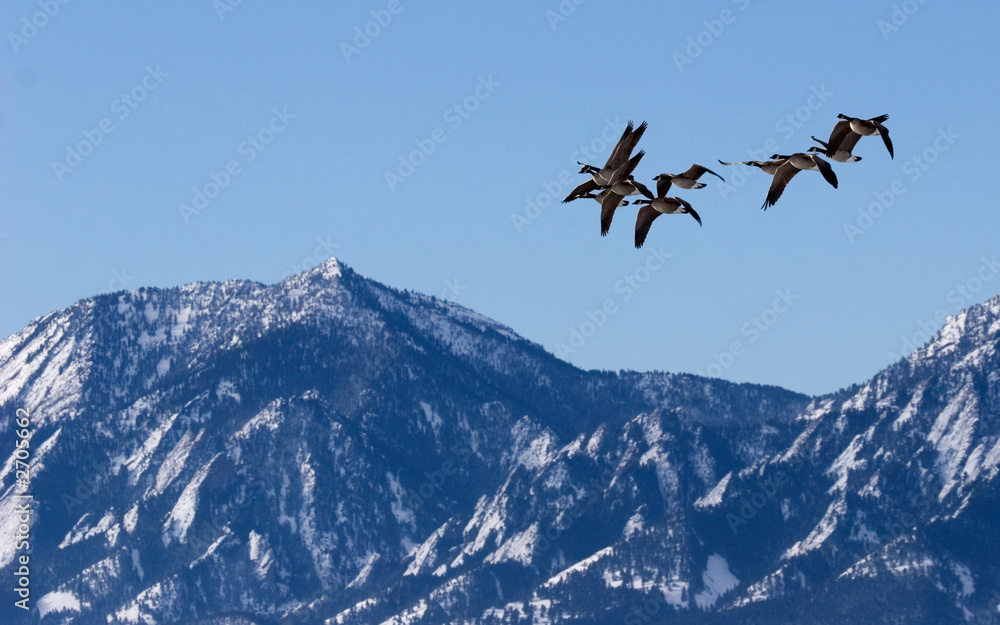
[0,259,997,624]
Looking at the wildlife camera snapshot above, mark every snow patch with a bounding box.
[37,590,81,618]
[216,379,241,402]
[485,523,539,566]
[386,471,416,528]
[695,472,732,509]
[952,562,974,597]
[132,548,145,581]
[544,546,613,587]
[783,499,846,559]
[694,554,739,610]
[162,453,220,546]
[419,401,443,434]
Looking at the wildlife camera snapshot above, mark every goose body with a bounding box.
[761,153,838,210]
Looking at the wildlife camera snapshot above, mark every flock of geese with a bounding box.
[564,114,893,248]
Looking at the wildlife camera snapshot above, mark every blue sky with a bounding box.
[2,1,999,396]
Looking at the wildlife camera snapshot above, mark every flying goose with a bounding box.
[761,153,838,210]
[574,120,648,185]
[825,114,893,159]
[599,150,652,236]
[631,173,702,248]
[655,164,725,191]
[809,135,862,163]
[564,120,648,203]
[718,158,787,176]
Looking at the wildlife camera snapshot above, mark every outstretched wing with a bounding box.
[762,161,799,210]
[563,178,599,203]
[607,120,648,170]
[824,120,855,158]
[611,149,645,184]
[813,155,839,188]
[874,120,893,158]
[656,175,673,198]
[603,120,634,169]
[684,163,725,182]
[633,179,654,200]
[634,204,662,249]
[678,199,703,226]
[600,191,626,236]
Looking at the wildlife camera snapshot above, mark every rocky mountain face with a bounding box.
[1,258,997,624]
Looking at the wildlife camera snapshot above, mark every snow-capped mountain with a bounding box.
[1,258,997,624]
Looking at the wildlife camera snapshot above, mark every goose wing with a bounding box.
[762,161,800,210]
[603,120,634,169]
[632,179,655,200]
[824,120,857,158]
[611,149,645,184]
[656,175,673,198]
[634,204,662,249]
[683,163,725,182]
[760,158,788,176]
[838,129,862,153]
[677,198,702,226]
[563,178,599,203]
[812,154,839,188]
[874,120,894,158]
[600,191,626,236]
[607,120,647,169]
[719,159,769,169]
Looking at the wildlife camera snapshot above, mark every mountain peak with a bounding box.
[2,265,999,624]
[280,255,344,286]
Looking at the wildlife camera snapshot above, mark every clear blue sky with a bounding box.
[2,1,999,396]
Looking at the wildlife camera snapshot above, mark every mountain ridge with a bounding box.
[1,257,997,624]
